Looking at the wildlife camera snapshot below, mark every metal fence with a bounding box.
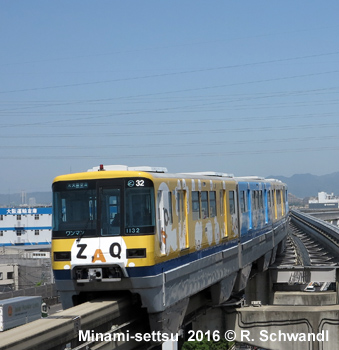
[0,283,57,301]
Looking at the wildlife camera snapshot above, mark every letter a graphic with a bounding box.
[92,249,106,263]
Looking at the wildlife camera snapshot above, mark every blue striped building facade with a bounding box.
[0,207,52,247]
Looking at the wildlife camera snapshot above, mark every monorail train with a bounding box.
[52,165,288,333]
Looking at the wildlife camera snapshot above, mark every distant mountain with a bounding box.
[1,172,339,205]
[268,172,339,198]
[0,192,52,207]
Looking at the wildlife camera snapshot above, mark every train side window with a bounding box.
[229,191,235,215]
[259,190,263,209]
[240,191,246,213]
[268,190,271,207]
[209,191,216,217]
[201,191,209,218]
[192,191,201,220]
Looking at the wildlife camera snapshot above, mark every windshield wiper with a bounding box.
[76,230,86,242]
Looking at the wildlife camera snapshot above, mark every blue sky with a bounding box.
[1,1,339,193]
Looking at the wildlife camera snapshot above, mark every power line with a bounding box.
[1,121,339,139]
[0,146,338,160]
[0,135,336,150]
[1,84,339,116]
[3,24,338,67]
[1,52,339,94]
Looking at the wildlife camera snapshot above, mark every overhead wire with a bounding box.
[0,135,336,150]
[0,146,338,160]
[1,121,339,139]
[1,51,339,95]
[1,83,339,115]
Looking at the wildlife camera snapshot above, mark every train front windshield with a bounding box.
[52,178,155,238]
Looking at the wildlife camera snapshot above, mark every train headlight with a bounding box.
[54,252,71,261]
[126,248,146,258]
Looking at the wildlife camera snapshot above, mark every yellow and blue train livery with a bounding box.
[52,165,288,333]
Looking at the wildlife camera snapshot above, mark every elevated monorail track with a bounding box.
[0,296,150,350]
[271,209,339,287]
[274,209,339,268]
[286,219,338,267]
[289,209,339,263]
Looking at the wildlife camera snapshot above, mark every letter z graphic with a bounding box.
[77,244,87,259]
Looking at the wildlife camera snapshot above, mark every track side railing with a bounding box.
[290,209,339,256]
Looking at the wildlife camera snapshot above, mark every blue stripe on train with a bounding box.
[127,239,238,277]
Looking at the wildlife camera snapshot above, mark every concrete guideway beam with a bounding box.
[303,209,339,222]
[0,297,139,350]
[270,267,337,284]
[225,304,339,350]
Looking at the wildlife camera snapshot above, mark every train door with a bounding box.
[237,182,250,236]
[276,189,282,218]
[177,189,189,250]
[273,189,278,220]
[229,188,239,238]
[247,188,252,229]
[220,189,228,238]
[264,187,268,224]
[267,188,272,223]
[285,189,289,214]
[97,185,123,263]
[157,189,172,255]
[99,186,122,237]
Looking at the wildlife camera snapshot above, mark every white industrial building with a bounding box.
[309,192,339,209]
[0,207,52,247]
[0,264,19,292]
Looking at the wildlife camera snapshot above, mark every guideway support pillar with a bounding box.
[162,340,178,350]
